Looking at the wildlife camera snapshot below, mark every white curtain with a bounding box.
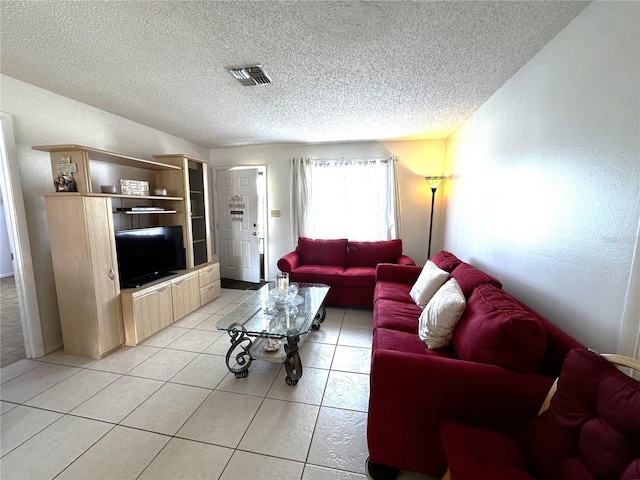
[290,157,309,241]
[291,156,401,242]
[389,156,403,240]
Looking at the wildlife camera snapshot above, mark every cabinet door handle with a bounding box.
[108,268,116,280]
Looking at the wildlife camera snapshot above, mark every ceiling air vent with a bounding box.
[227,65,272,86]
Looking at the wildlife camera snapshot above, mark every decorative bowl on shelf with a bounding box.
[264,339,280,352]
[100,185,117,194]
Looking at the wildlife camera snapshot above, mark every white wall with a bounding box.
[0,75,210,354]
[444,2,640,354]
[210,140,446,279]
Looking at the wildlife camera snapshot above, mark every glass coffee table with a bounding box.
[215,282,330,385]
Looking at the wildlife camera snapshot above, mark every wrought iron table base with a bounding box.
[224,324,253,378]
[283,335,302,385]
[223,305,326,385]
[311,305,326,330]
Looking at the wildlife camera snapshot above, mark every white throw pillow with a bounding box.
[409,260,450,307]
[418,278,466,349]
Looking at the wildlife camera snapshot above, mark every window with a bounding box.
[291,156,401,241]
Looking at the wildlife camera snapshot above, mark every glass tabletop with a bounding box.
[215,282,330,338]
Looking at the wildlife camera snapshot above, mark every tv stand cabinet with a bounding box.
[120,260,220,346]
[39,145,220,358]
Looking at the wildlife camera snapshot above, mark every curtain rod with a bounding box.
[292,155,396,162]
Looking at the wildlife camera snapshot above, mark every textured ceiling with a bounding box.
[0,1,589,148]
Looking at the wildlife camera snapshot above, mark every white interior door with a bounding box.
[216,168,260,282]
[0,113,44,358]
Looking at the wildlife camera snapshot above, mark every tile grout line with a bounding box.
[301,306,342,475]
[48,412,120,480]
[1,292,375,479]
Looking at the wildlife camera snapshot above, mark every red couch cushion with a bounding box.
[342,266,376,288]
[521,349,640,480]
[375,264,422,286]
[450,262,502,298]
[374,280,413,303]
[536,315,586,378]
[430,250,462,272]
[374,327,456,358]
[289,265,345,286]
[622,459,640,480]
[441,422,535,480]
[453,284,547,373]
[296,237,348,266]
[347,239,403,267]
[374,299,422,334]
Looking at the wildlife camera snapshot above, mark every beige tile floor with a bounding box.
[0,288,436,480]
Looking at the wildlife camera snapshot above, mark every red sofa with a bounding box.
[277,237,415,308]
[441,348,640,480]
[367,251,585,479]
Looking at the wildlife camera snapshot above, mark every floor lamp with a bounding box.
[425,176,446,259]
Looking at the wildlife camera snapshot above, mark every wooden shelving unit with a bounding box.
[152,154,213,268]
[37,145,220,357]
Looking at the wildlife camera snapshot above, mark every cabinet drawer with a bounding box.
[122,282,173,346]
[172,272,201,321]
[199,262,220,288]
[200,279,221,305]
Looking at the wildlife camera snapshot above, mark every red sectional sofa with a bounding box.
[441,348,640,480]
[277,237,415,308]
[367,251,585,479]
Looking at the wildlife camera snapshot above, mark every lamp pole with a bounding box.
[428,186,437,259]
[425,176,446,260]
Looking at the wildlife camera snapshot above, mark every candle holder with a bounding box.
[277,272,289,295]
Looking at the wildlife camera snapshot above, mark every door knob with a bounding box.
[252,232,257,236]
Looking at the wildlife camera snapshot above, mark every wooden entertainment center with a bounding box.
[36,145,221,359]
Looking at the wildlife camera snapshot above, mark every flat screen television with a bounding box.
[114,226,186,288]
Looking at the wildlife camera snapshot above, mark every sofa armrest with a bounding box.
[277,252,301,272]
[395,254,416,266]
[375,264,422,285]
[371,348,553,416]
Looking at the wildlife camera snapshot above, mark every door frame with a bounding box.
[212,165,269,282]
[0,112,45,359]
[618,213,640,369]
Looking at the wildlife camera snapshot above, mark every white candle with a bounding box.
[277,273,288,295]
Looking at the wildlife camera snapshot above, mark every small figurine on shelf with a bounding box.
[53,173,77,192]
